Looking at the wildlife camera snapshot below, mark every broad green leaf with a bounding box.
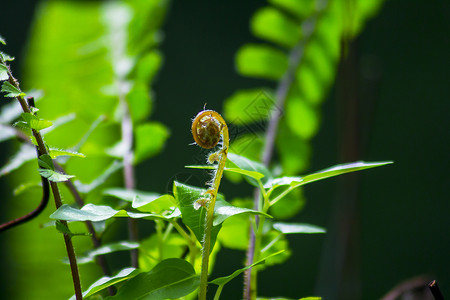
[126,81,152,123]
[218,213,249,250]
[0,143,36,176]
[133,51,162,83]
[210,250,284,286]
[0,63,8,81]
[74,160,123,194]
[50,203,153,222]
[268,0,316,20]
[227,152,272,186]
[273,222,326,234]
[174,181,269,246]
[75,241,140,264]
[1,81,25,98]
[103,188,176,214]
[251,7,301,48]
[223,89,276,125]
[48,148,85,159]
[285,96,319,140]
[69,267,140,300]
[260,230,291,268]
[186,165,265,182]
[38,154,54,170]
[236,44,288,80]
[134,122,170,164]
[38,169,74,182]
[107,258,199,300]
[21,112,53,131]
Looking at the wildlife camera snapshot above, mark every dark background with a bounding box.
[1,0,449,299]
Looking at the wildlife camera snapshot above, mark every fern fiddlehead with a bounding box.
[191,110,229,300]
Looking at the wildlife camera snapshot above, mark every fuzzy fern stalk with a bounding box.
[191,110,229,300]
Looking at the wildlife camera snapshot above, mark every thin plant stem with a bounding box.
[2,60,83,299]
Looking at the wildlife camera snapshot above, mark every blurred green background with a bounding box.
[1,0,449,299]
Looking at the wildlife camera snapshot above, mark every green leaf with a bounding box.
[50,203,160,222]
[138,234,187,272]
[174,181,269,244]
[269,186,305,219]
[38,154,54,170]
[69,267,140,300]
[107,258,199,300]
[285,96,319,140]
[223,89,276,125]
[38,169,74,182]
[273,222,326,234]
[134,122,170,164]
[126,81,152,123]
[1,81,25,98]
[210,250,284,286]
[236,44,288,80]
[227,152,272,186]
[0,144,36,176]
[0,36,5,45]
[251,7,301,48]
[103,188,176,214]
[21,112,53,131]
[0,63,8,81]
[218,213,249,250]
[48,148,85,159]
[75,241,140,264]
[267,161,393,190]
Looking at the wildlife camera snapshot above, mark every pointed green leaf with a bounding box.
[69,267,140,300]
[134,122,170,164]
[236,44,288,80]
[227,152,272,186]
[48,148,85,159]
[50,203,154,222]
[2,81,25,98]
[107,258,199,300]
[38,168,74,182]
[273,222,326,234]
[0,36,5,45]
[210,250,284,286]
[285,96,319,140]
[21,113,53,131]
[251,7,302,48]
[0,63,8,81]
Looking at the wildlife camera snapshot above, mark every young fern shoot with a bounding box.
[191,110,229,300]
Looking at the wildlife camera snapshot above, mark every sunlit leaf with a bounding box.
[268,0,316,20]
[107,258,199,300]
[273,222,325,234]
[1,81,25,98]
[251,7,301,48]
[285,96,319,140]
[21,112,53,131]
[0,143,36,176]
[236,44,288,80]
[50,204,152,222]
[69,267,140,300]
[48,148,85,159]
[134,122,170,164]
[0,63,8,81]
[38,168,74,182]
[269,187,305,219]
[227,152,272,186]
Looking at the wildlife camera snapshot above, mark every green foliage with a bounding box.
[106,258,199,300]
[1,81,25,98]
